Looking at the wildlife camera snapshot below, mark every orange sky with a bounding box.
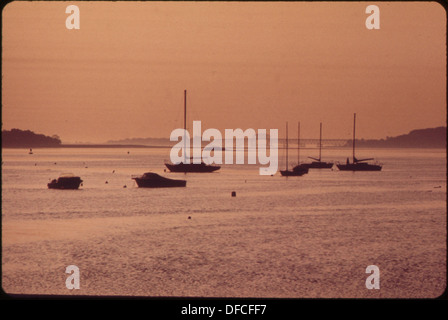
[2,1,446,143]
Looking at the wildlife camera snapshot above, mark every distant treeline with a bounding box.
[2,129,61,148]
[344,127,446,148]
[3,126,446,148]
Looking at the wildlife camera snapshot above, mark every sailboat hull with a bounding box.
[336,163,382,171]
[165,163,221,173]
[280,170,307,176]
[302,161,334,169]
[133,177,186,188]
[280,164,309,176]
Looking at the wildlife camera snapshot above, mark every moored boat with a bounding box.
[336,113,382,171]
[165,162,220,173]
[165,90,221,173]
[132,172,186,188]
[280,122,309,177]
[48,174,83,189]
[301,123,334,169]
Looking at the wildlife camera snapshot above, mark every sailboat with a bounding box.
[280,122,309,176]
[336,113,382,171]
[164,90,221,173]
[302,123,334,169]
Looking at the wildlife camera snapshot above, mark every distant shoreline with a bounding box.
[1,144,445,150]
[3,127,446,149]
[0,144,171,149]
[61,144,171,148]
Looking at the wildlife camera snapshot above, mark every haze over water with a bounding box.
[2,1,446,143]
[2,147,446,297]
[1,1,446,301]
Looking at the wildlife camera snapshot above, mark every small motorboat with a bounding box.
[48,174,83,189]
[132,172,186,188]
[280,165,309,176]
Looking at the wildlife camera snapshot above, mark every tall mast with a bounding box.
[285,122,289,171]
[319,122,322,162]
[297,122,300,164]
[353,113,356,163]
[184,90,187,163]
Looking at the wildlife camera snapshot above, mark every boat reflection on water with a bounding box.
[48,173,83,189]
[132,172,186,188]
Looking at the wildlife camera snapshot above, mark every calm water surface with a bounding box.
[2,147,445,220]
[1,147,446,298]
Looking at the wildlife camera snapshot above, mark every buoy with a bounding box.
[231,191,236,197]
[188,216,191,219]
[105,181,108,184]
[123,185,127,188]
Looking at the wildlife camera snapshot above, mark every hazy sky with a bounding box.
[2,1,446,143]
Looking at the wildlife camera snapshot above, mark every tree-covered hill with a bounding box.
[2,129,62,148]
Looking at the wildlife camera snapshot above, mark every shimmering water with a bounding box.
[1,147,446,298]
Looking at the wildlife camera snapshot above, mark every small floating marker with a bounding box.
[231,191,236,197]
[127,151,130,154]
[112,170,115,173]
[123,185,127,188]
[188,216,191,219]
[54,162,57,165]
[105,181,108,184]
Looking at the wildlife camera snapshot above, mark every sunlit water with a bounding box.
[2,147,446,298]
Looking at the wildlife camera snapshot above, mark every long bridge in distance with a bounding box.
[279,138,350,147]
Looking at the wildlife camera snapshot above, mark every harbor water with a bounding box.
[1,147,446,298]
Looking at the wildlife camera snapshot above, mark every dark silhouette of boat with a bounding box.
[48,174,83,189]
[280,122,309,176]
[165,161,220,173]
[132,172,186,188]
[336,113,382,171]
[165,90,221,173]
[302,123,334,169]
